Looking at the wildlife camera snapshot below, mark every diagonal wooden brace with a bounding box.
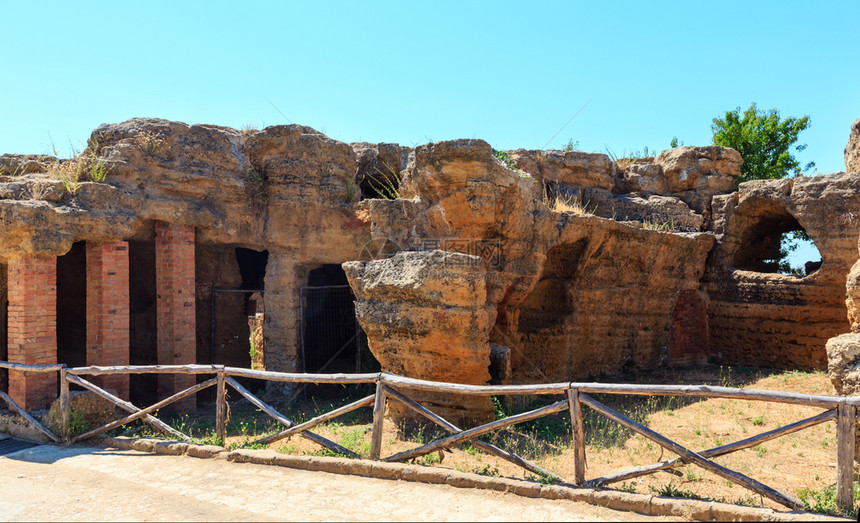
[589,408,836,487]
[385,385,564,482]
[225,377,359,458]
[579,393,803,510]
[66,374,190,441]
[385,399,569,463]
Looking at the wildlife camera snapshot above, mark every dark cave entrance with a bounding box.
[236,248,268,294]
[191,245,270,400]
[129,239,158,407]
[359,169,401,200]
[733,212,822,276]
[206,247,268,368]
[300,264,377,396]
[57,241,87,370]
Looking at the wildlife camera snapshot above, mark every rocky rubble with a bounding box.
[507,146,740,232]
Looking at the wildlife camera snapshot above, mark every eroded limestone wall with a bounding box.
[359,139,718,386]
[513,216,713,382]
[1,115,859,400]
[707,174,860,369]
[261,254,300,373]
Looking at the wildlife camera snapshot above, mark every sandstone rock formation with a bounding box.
[508,149,617,191]
[654,146,742,213]
[0,154,56,176]
[506,146,740,231]
[513,215,713,381]
[706,174,860,369]
[249,313,265,370]
[357,138,714,384]
[351,142,411,199]
[826,333,860,395]
[1,115,860,421]
[582,189,704,231]
[826,244,860,395]
[847,117,860,173]
[344,250,494,423]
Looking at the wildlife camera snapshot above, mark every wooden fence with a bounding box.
[1,360,858,512]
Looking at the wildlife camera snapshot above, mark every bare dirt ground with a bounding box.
[0,444,683,522]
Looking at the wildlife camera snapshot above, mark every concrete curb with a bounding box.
[99,437,847,522]
[99,436,226,460]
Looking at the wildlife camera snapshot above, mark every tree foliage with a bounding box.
[711,103,815,184]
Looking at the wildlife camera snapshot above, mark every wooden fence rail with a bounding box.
[0,361,857,512]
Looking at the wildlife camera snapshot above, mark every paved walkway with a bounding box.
[0,444,679,522]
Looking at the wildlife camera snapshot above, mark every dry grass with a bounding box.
[549,193,595,215]
[22,180,54,200]
[240,123,259,136]
[44,149,111,195]
[135,131,164,156]
[47,158,86,195]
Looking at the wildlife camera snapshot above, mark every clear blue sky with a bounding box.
[2,1,857,266]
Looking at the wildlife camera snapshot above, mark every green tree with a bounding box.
[711,103,815,184]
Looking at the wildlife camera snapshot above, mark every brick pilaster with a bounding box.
[155,222,196,413]
[86,242,130,399]
[7,255,57,410]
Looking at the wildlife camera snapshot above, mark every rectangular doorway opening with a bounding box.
[300,264,378,398]
[129,239,158,407]
[57,241,87,369]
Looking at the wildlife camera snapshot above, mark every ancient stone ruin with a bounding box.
[1,117,859,424]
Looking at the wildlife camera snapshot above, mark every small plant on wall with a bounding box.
[365,162,400,200]
[494,150,533,179]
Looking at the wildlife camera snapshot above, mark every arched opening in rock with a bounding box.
[0,263,7,394]
[517,240,587,333]
[733,213,822,276]
[129,238,158,406]
[57,241,87,369]
[301,264,377,382]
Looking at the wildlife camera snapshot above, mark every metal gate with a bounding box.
[299,285,372,374]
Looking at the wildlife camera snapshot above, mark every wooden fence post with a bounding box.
[837,403,856,512]
[216,369,227,445]
[370,379,386,460]
[567,388,586,485]
[59,366,70,442]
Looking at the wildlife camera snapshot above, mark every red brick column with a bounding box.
[155,223,196,413]
[86,242,130,399]
[7,255,57,410]
[669,290,709,366]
